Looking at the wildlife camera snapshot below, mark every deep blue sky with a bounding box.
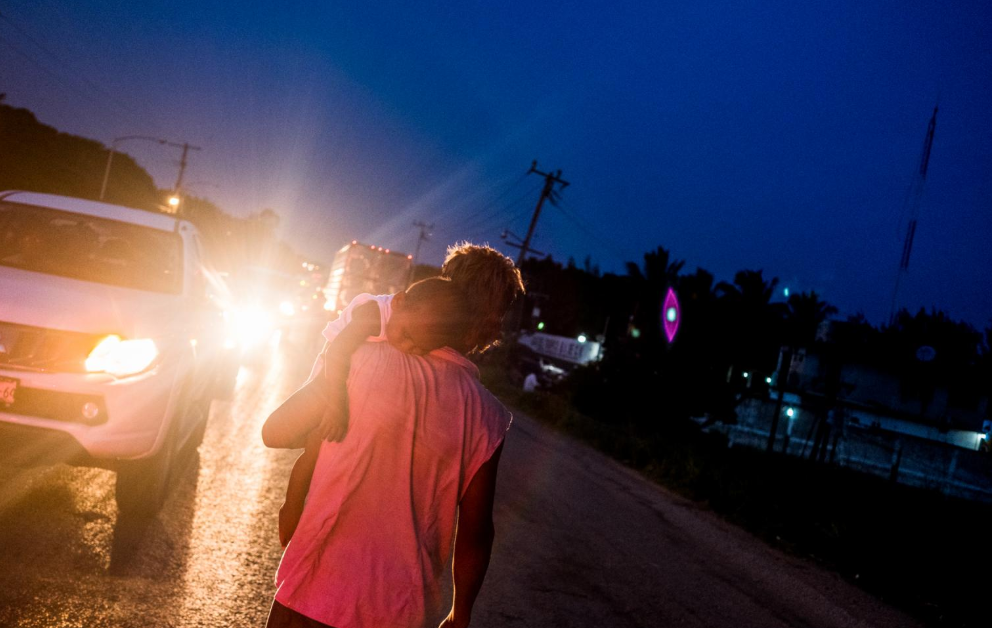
[2,1,990,328]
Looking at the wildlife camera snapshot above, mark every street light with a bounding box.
[167,196,181,208]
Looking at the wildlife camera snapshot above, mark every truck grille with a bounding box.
[0,321,101,372]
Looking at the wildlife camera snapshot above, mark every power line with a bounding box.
[0,11,161,131]
[463,204,535,243]
[456,182,542,234]
[0,38,113,114]
[448,170,532,231]
[473,198,535,234]
[432,187,536,247]
[435,198,531,246]
[554,202,629,261]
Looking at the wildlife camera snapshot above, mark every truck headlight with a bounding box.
[85,335,159,377]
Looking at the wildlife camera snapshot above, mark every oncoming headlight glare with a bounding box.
[85,335,159,377]
[230,306,276,347]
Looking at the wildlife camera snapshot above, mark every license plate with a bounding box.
[0,375,17,406]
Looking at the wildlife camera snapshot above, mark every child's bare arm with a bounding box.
[262,300,381,449]
[315,300,380,440]
[278,431,322,546]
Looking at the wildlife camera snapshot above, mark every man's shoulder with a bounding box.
[470,382,513,440]
[445,366,512,428]
[351,344,512,435]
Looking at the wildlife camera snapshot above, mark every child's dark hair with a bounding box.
[404,277,472,349]
[440,242,525,353]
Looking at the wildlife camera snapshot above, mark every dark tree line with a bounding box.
[0,102,312,275]
[517,248,991,431]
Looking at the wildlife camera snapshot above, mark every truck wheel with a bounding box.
[115,419,177,518]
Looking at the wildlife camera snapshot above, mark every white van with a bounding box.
[0,191,236,516]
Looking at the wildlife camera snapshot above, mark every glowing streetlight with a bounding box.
[577,334,587,343]
[785,407,796,418]
[167,196,181,207]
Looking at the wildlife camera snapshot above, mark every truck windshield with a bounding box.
[0,201,183,294]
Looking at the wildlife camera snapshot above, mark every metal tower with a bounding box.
[888,105,938,325]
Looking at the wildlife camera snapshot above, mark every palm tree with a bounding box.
[625,246,684,291]
[773,291,839,453]
[715,270,791,451]
[715,269,785,377]
[785,291,838,348]
[625,246,684,343]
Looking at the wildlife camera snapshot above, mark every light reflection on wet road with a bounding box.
[0,342,307,628]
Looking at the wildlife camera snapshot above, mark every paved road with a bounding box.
[0,342,919,627]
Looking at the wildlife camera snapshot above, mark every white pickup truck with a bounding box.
[0,191,237,517]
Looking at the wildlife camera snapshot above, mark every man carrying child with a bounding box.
[262,243,524,628]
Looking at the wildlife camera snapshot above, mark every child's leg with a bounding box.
[278,431,322,547]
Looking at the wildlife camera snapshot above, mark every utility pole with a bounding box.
[172,141,202,194]
[100,135,171,200]
[169,142,202,216]
[99,136,201,207]
[408,221,433,287]
[501,161,570,333]
[503,160,569,267]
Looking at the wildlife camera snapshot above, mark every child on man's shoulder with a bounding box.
[265,243,525,547]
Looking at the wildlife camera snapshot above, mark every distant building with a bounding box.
[786,346,989,452]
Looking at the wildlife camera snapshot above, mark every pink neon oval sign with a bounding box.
[663,287,680,342]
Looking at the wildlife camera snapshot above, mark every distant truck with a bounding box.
[511,331,604,389]
[322,241,413,315]
[518,331,604,366]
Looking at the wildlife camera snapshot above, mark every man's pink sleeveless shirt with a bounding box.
[274,342,512,628]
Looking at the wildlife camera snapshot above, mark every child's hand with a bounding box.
[278,502,303,547]
[316,385,349,442]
